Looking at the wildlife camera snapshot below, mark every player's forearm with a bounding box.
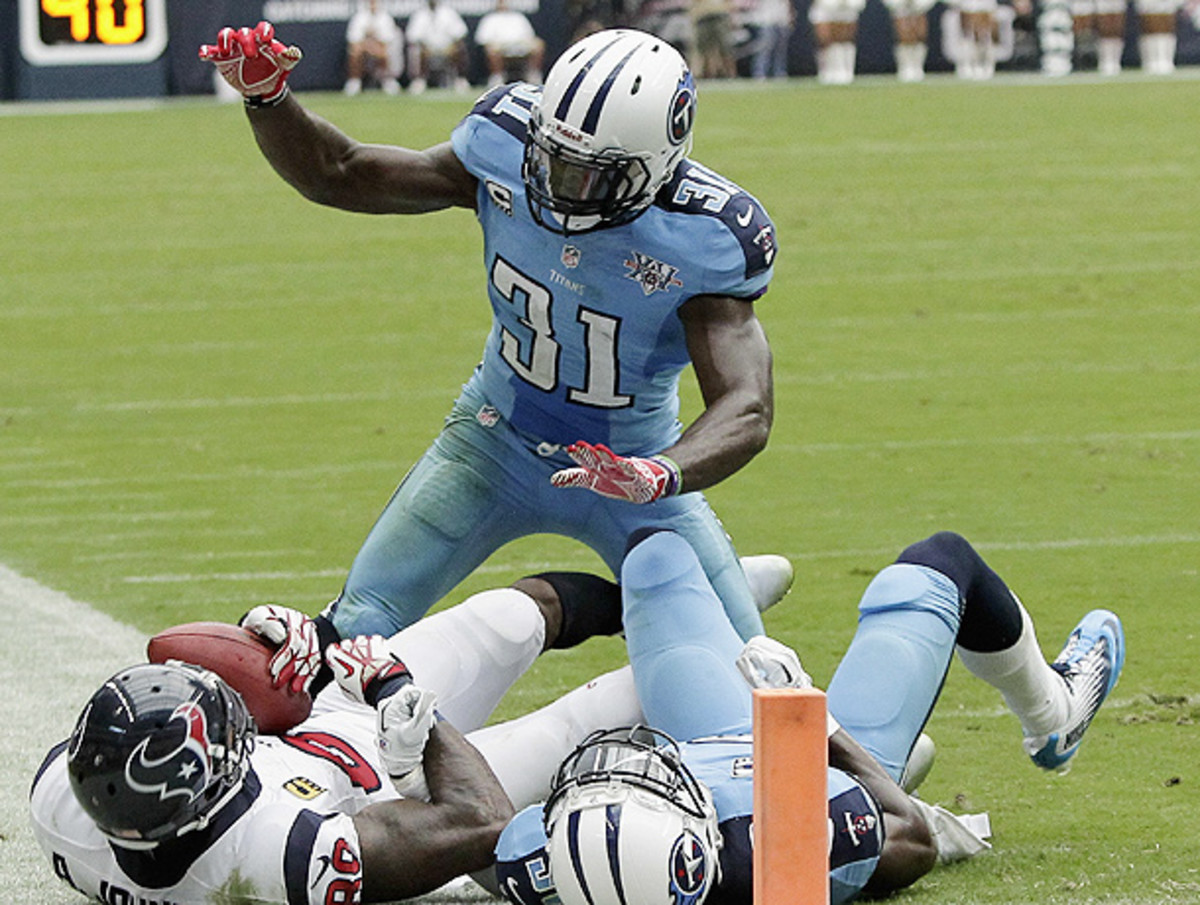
[665,387,772,492]
[246,94,361,207]
[425,721,515,827]
[245,96,469,214]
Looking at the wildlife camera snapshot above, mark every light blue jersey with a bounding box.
[451,83,776,454]
[328,85,777,641]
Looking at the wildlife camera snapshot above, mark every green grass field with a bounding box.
[2,72,1198,903]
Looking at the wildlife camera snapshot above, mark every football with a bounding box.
[147,621,312,734]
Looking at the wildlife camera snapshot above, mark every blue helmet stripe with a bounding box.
[605,803,628,905]
[555,35,624,124]
[567,810,597,905]
[580,45,641,136]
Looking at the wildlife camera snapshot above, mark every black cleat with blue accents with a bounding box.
[1024,609,1125,773]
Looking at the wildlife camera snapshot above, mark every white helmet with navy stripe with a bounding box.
[544,726,721,905]
[523,29,697,235]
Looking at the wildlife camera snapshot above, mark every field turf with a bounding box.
[2,71,1198,903]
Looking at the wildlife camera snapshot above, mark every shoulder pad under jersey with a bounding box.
[658,160,778,280]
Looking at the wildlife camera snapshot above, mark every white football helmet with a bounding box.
[544,726,721,905]
[523,29,697,234]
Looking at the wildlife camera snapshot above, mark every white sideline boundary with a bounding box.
[0,564,490,904]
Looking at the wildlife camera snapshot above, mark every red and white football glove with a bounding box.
[326,634,414,706]
[550,441,681,504]
[239,604,323,695]
[327,635,437,778]
[199,21,302,105]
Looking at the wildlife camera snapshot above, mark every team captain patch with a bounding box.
[284,776,326,800]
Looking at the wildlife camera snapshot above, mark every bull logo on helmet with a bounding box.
[668,830,710,903]
[125,701,213,802]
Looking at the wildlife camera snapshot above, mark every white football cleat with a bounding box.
[740,555,795,613]
[1024,609,1125,773]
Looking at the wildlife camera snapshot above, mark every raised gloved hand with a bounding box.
[550,441,681,504]
[736,635,813,690]
[326,635,437,779]
[239,604,324,695]
[199,21,302,105]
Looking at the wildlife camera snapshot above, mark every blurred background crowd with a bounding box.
[4,0,1198,101]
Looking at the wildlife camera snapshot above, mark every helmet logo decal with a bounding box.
[125,701,211,803]
[667,76,696,146]
[669,831,710,902]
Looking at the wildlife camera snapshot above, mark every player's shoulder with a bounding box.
[462,81,541,143]
[655,160,777,280]
[827,767,884,898]
[453,82,540,182]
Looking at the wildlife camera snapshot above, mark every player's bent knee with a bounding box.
[460,587,546,648]
[511,576,562,648]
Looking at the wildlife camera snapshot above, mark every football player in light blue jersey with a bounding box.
[491,529,1125,905]
[202,24,778,644]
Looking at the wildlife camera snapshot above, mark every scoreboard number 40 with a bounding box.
[19,0,168,66]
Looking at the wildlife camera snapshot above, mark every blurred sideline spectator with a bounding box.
[747,0,794,78]
[1071,0,1128,73]
[406,0,471,92]
[948,0,1000,77]
[475,0,546,86]
[1135,0,1185,72]
[883,0,935,80]
[344,0,404,95]
[633,0,695,57]
[691,0,738,76]
[809,0,865,83]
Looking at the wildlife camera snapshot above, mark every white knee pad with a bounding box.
[468,666,642,808]
[389,588,545,732]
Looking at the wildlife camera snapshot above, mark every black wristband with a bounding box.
[306,613,342,697]
[244,85,289,108]
[366,670,414,709]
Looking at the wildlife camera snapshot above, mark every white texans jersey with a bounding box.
[30,695,398,905]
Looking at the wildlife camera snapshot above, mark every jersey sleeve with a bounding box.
[493,804,556,905]
[658,160,778,300]
[827,770,885,905]
[451,83,537,178]
[247,805,365,905]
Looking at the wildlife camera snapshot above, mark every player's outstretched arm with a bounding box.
[200,21,477,215]
[828,728,938,896]
[353,721,515,901]
[670,293,774,493]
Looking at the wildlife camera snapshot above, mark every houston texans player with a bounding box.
[28,558,795,905]
[489,529,1126,905]
[29,573,655,905]
[199,24,779,644]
